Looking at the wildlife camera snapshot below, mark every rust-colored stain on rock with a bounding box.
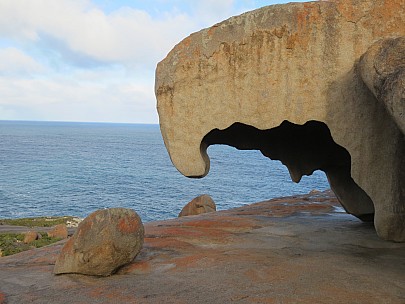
[117,217,140,234]
[143,237,194,251]
[87,287,138,303]
[0,291,6,304]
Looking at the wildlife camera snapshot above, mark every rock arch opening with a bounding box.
[202,120,375,222]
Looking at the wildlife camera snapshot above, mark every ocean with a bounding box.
[0,120,329,222]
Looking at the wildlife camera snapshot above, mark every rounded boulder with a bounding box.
[54,208,144,276]
[179,194,216,217]
[47,224,68,239]
[23,231,40,244]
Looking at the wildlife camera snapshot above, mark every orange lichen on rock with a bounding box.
[117,217,141,234]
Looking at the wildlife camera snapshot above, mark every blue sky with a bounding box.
[0,0,307,124]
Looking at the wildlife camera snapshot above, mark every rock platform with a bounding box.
[1,190,404,303]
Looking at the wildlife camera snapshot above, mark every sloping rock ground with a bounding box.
[1,191,404,303]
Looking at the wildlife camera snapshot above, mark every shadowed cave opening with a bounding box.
[202,120,375,222]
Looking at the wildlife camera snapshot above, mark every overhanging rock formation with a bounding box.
[155,0,405,241]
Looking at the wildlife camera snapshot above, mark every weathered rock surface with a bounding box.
[1,191,405,303]
[23,231,40,244]
[47,224,68,240]
[359,37,405,134]
[54,208,144,276]
[179,194,216,217]
[155,0,405,241]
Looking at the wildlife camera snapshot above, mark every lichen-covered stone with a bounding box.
[155,0,405,241]
[54,208,144,276]
[179,194,216,217]
[47,224,68,240]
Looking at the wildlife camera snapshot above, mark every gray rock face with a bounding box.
[54,208,144,276]
[155,0,405,241]
[179,194,216,217]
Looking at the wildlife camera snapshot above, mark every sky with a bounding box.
[0,0,307,124]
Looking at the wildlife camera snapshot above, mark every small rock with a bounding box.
[23,231,40,244]
[54,208,144,276]
[179,194,216,217]
[47,224,68,239]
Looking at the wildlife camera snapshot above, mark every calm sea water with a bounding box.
[0,121,329,222]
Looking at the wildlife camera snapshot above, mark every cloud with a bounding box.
[0,70,157,123]
[0,47,44,76]
[0,0,195,68]
[0,0,196,123]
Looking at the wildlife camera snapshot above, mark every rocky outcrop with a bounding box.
[155,0,405,241]
[357,37,405,240]
[47,224,68,240]
[54,208,144,276]
[179,194,216,217]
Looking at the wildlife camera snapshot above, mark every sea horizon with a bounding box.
[0,120,330,222]
[0,119,159,126]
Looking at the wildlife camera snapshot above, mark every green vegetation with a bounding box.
[0,216,80,257]
[0,216,77,227]
[0,232,62,256]
[0,233,25,256]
